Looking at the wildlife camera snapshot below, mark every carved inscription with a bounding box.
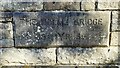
[14,12,110,47]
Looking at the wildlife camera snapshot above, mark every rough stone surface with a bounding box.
[110,32,120,46]
[0,1,12,11]
[0,39,13,47]
[0,12,13,47]
[112,11,120,31]
[0,18,12,22]
[0,1,43,11]
[0,22,13,47]
[0,48,56,65]
[0,30,12,39]
[98,0,119,10]
[14,11,110,47]
[13,2,43,11]
[81,0,95,10]
[43,2,80,10]
[57,47,118,65]
[0,0,119,67]
[0,23,13,39]
[0,12,12,22]
[1,66,119,68]
[0,12,12,18]
[0,23,12,30]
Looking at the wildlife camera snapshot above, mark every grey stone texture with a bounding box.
[0,23,13,39]
[43,2,80,10]
[0,39,13,47]
[12,2,43,11]
[0,1,12,11]
[0,0,119,66]
[110,32,120,46]
[57,47,118,65]
[112,11,120,31]
[0,12,13,47]
[98,0,120,10]
[0,48,56,65]
[81,0,96,10]
[1,66,119,68]
[0,12,12,18]
[0,0,43,11]
[14,11,110,47]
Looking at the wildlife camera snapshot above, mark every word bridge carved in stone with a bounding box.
[13,11,110,47]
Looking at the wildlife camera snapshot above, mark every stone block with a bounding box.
[112,11,120,31]
[13,2,43,11]
[110,32,120,46]
[0,48,56,65]
[14,11,110,47]
[0,0,12,11]
[57,47,118,65]
[0,23,13,39]
[98,0,120,10]
[0,12,13,47]
[43,2,80,10]
[81,0,96,10]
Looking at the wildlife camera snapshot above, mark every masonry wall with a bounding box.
[0,0,120,68]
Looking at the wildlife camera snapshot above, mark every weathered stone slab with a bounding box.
[110,32,120,46]
[14,11,110,47]
[98,0,119,10]
[43,2,80,10]
[112,11,120,31]
[0,48,56,65]
[13,2,43,11]
[81,0,95,10]
[57,47,118,65]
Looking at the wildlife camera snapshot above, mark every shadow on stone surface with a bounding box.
[118,1,120,64]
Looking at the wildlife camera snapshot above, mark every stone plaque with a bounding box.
[14,11,110,47]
